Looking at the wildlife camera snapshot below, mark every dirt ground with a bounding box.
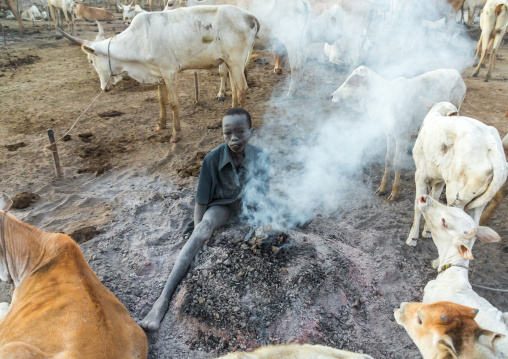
[0,15,507,359]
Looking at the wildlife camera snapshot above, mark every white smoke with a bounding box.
[240,0,475,229]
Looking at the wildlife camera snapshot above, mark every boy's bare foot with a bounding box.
[139,299,168,331]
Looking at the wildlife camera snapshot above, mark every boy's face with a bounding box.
[222,114,252,154]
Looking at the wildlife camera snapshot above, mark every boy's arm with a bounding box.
[194,203,207,226]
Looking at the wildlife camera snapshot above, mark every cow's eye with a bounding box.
[442,218,447,228]
[417,314,422,325]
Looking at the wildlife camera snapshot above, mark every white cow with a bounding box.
[21,5,45,20]
[407,102,507,247]
[317,0,371,69]
[410,194,508,358]
[59,5,259,143]
[117,1,145,23]
[463,0,488,26]
[47,0,76,34]
[165,0,311,96]
[472,0,508,81]
[331,66,466,201]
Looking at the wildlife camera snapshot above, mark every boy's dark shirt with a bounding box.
[196,143,269,207]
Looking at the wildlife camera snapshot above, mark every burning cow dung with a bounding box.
[244,226,290,255]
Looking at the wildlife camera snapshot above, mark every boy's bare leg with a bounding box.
[139,205,232,330]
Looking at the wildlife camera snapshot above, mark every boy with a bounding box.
[140,108,269,331]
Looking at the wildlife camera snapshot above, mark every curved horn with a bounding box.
[116,0,125,8]
[57,26,85,46]
[95,20,105,40]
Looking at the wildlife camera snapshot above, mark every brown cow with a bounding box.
[395,301,504,359]
[0,193,147,359]
[74,3,114,21]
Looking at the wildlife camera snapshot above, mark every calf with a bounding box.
[407,102,507,246]
[74,3,114,21]
[404,194,508,358]
[395,301,504,359]
[0,193,148,358]
[331,66,466,201]
[217,344,373,359]
[59,5,259,142]
[472,0,508,80]
[463,0,488,26]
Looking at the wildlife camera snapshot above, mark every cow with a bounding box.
[0,193,148,358]
[462,0,487,26]
[217,344,374,359]
[117,1,145,23]
[395,301,505,359]
[0,0,24,34]
[406,102,507,247]
[308,0,370,70]
[480,131,508,225]
[331,66,466,201]
[47,0,76,34]
[59,5,259,143]
[403,194,508,358]
[164,0,311,96]
[74,3,114,21]
[472,0,508,81]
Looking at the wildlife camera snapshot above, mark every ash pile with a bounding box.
[172,226,372,355]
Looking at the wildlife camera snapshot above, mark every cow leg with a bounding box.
[485,32,505,81]
[157,83,168,130]
[472,31,493,77]
[467,204,486,226]
[61,4,73,35]
[284,43,304,97]
[229,64,248,108]
[164,72,181,143]
[480,186,506,225]
[7,0,24,35]
[388,135,402,201]
[375,133,393,197]
[216,62,228,102]
[406,171,427,247]
[422,181,445,238]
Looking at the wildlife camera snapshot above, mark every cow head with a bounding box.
[330,66,382,113]
[421,100,458,116]
[395,301,504,359]
[164,0,186,10]
[58,23,124,92]
[417,195,500,261]
[117,1,135,23]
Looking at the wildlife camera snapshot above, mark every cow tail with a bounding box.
[465,135,508,211]
[244,16,259,70]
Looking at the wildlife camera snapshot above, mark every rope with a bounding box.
[44,88,106,151]
[471,283,508,293]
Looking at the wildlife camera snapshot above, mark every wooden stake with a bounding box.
[194,71,199,104]
[1,22,6,47]
[47,129,63,178]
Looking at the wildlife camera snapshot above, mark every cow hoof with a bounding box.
[471,71,479,77]
[388,193,399,201]
[375,188,387,196]
[170,136,181,143]
[216,96,225,102]
[274,68,283,75]
[156,126,166,131]
[484,77,490,83]
[406,238,418,247]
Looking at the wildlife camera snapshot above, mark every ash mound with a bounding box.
[173,227,372,355]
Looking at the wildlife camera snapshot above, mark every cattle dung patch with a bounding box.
[69,226,102,244]
[11,192,40,209]
[0,54,41,69]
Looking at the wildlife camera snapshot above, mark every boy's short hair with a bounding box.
[224,108,252,128]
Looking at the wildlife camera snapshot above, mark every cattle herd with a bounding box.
[0,0,508,358]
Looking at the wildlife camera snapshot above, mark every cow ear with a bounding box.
[477,330,505,351]
[476,226,501,243]
[82,45,95,55]
[457,244,474,260]
[0,193,13,211]
[436,337,459,359]
[447,110,458,116]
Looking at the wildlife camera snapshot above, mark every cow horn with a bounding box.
[57,26,85,46]
[116,0,125,8]
[95,20,105,40]
[129,1,133,6]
